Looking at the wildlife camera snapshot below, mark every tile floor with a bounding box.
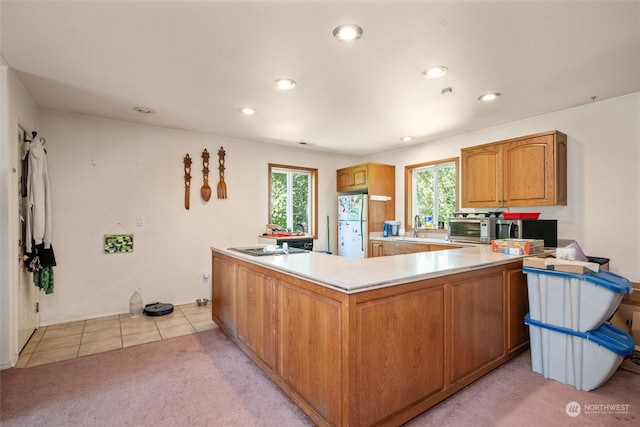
[16,303,217,368]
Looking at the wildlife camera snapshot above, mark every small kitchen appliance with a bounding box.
[448,215,497,244]
[496,219,558,247]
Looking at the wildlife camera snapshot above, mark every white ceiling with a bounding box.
[1,1,639,156]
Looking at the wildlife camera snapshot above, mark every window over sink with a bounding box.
[405,158,458,231]
[268,164,318,238]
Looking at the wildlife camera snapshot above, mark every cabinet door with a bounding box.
[236,267,276,368]
[337,167,354,191]
[503,135,555,206]
[351,165,368,190]
[506,267,529,353]
[450,269,505,383]
[369,241,384,257]
[461,145,502,207]
[212,257,237,335]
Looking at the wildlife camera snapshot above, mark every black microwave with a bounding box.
[496,219,558,247]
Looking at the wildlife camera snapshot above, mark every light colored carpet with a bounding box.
[2,327,638,426]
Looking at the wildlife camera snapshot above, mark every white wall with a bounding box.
[367,93,640,282]
[38,110,346,326]
[0,65,39,368]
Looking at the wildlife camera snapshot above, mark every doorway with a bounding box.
[17,125,38,352]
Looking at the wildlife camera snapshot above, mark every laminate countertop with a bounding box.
[212,243,531,294]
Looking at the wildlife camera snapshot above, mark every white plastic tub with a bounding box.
[525,314,634,391]
[524,268,631,332]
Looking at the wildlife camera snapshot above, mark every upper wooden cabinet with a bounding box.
[461,130,567,207]
[336,162,395,195]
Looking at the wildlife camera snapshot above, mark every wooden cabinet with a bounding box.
[382,241,430,256]
[337,164,369,191]
[461,130,567,207]
[369,241,384,257]
[211,249,529,427]
[506,266,529,353]
[212,256,238,335]
[236,267,276,369]
[338,162,395,234]
[369,240,462,257]
[336,162,395,194]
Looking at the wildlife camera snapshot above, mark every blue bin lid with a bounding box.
[524,314,635,356]
[523,267,632,294]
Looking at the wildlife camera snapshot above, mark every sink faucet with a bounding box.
[414,215,422,237]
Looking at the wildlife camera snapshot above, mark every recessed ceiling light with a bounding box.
[422,66,448,79]
[133,106,155,114]
[274,78,296,90]
[400,136,414,142]
[239,107,256,115]
[333,24,363,42]
[478,93,501,101]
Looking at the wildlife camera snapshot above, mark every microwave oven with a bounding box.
[496,219,558,247]
[448,217,496,244]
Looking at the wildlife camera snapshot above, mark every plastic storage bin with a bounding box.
[525,314,634,391]
[523,267,631,332]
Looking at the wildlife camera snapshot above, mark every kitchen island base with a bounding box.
[211,249,529,426]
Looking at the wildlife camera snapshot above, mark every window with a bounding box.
[269,164,318,237]
[405,158,458,230]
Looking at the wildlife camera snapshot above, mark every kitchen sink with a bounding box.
[228,246,309,256]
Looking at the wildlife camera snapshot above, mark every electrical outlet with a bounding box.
[136,216,144,227]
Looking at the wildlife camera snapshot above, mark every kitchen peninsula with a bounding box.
[211,245,530,426]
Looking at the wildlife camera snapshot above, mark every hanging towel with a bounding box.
[25,137,52,253]
[33,266,54,294]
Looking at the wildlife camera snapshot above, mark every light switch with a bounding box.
[136,216,144,227]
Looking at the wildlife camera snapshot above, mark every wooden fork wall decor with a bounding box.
[217,146,227,199]
[183,154,192,210]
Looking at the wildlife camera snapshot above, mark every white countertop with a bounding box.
[213,244,530,294]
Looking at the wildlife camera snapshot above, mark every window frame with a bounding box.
[404,157,459,232]
[268,163,318,239]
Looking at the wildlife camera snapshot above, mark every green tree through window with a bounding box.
[269,164,318,236]
[405,158,458,230]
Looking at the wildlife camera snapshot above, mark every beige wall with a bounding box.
[38,110,348,326]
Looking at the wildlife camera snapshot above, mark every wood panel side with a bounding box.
[355,286,445,426]
[277,278,344,426]
[449,269,505,383]
[236,267,276,369]
[212,256,237,336]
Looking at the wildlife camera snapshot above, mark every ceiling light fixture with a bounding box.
[400,136,414,142]
[441,87,453,95]
[274,78,296,90]
[333,24,363,42]
[478,93,501,101]
[239,107,256,115]
[133,106,155,114]
[422,66,448,79]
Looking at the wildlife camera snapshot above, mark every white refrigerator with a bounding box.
[338,194,368,258]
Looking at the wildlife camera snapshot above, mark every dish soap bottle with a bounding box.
[129,290,143,318]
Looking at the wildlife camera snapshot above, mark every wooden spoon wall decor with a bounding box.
[200,149,212,202]
[217,146,227,199]
[183,154,192,210]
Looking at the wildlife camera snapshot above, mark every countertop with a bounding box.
[213,244,531,294]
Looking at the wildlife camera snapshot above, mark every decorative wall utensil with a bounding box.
[217,146,227,199]
[183,154,192,210]
[200,149,212,202]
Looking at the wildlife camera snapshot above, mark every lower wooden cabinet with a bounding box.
[369,240,463,257]
[211,250,529,426]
